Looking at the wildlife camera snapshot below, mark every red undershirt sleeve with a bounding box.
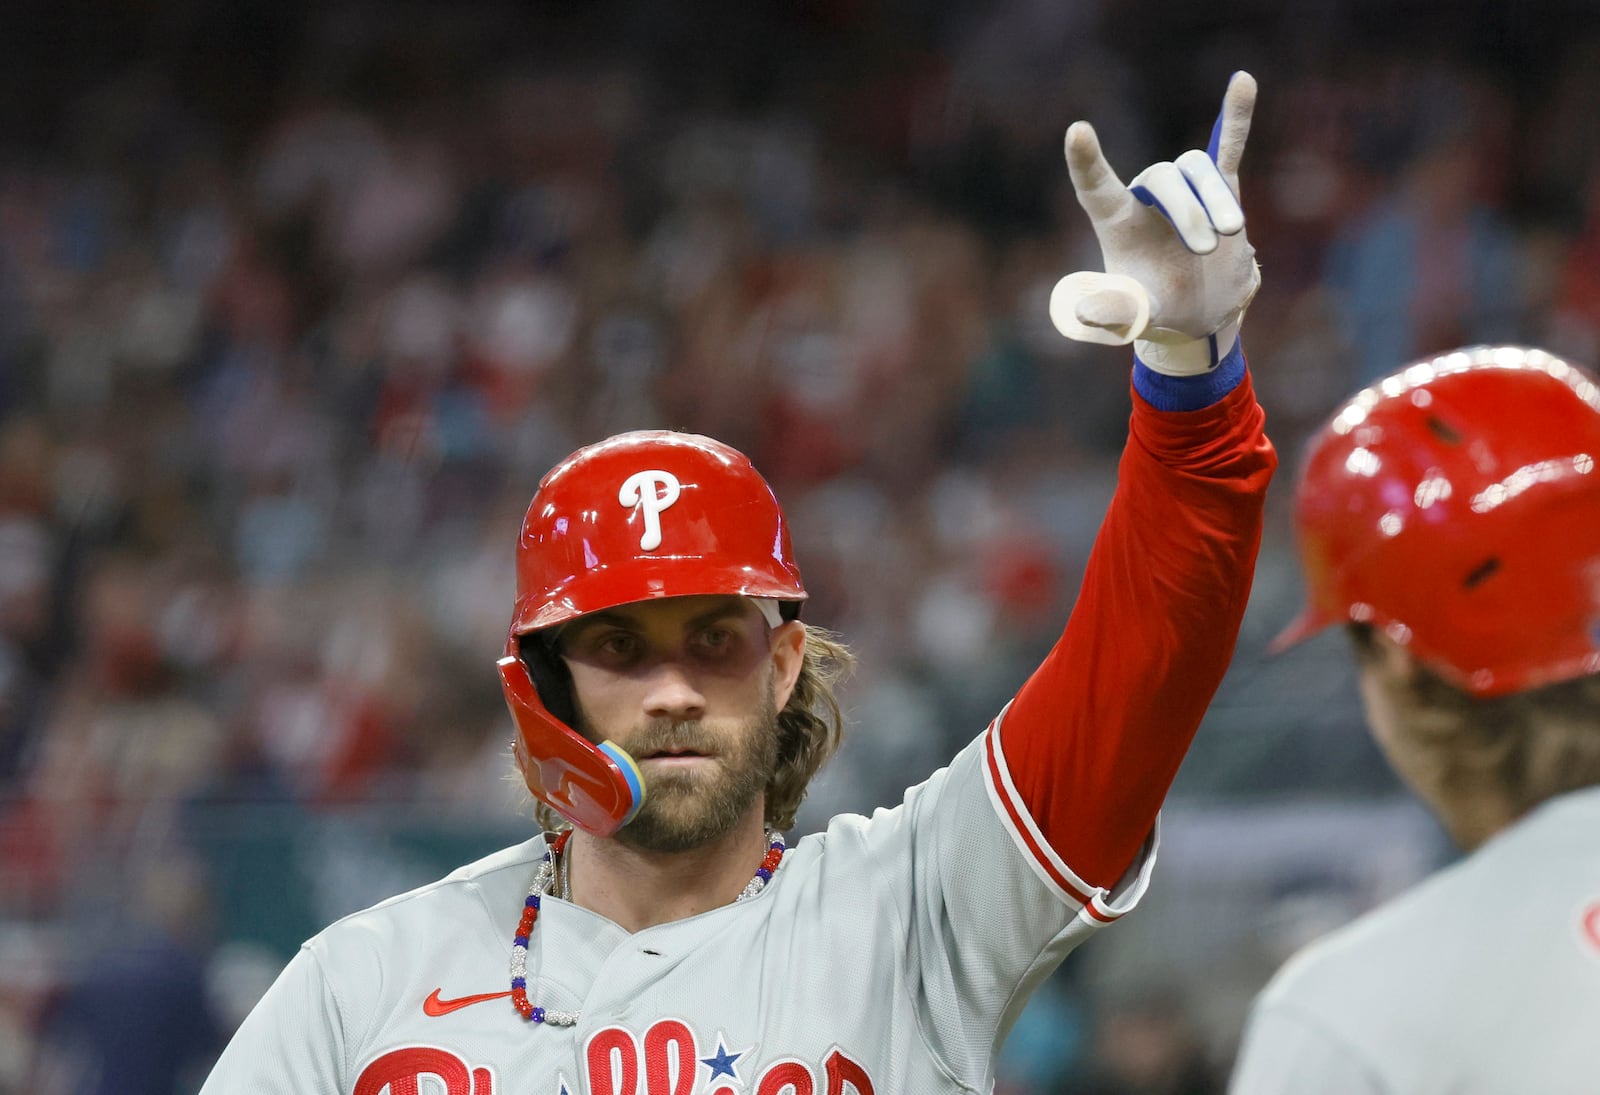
[994,369,1275,891]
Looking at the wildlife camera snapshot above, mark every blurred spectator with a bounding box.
[1323,67,1522,383]
[29,859,223,1094]
[1068,985,1223,1095]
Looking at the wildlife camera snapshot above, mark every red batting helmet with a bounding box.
[1272,345,1600,696]
[498,430,807,834]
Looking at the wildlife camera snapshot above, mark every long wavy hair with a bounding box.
[764,624,854,829]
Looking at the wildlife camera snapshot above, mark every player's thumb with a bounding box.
[1076,289,1145,336]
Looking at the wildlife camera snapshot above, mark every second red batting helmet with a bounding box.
[498,430,807,834]
[1273,345,1600,696]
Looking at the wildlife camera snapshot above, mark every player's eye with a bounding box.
[692,626,737,657]
[589,631,641,663]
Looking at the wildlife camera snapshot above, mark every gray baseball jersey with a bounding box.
[1230,785,1600,1094]
[199,731,1152,1095]
[200,376,1274,1094]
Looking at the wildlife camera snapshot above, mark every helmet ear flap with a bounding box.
[520,632,578,730]
[498,649,644,836]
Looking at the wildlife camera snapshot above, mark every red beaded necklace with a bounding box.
[509,829,787,1026]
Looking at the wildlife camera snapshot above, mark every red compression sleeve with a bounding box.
[994,370,1275,891]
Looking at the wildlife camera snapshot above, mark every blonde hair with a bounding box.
[765,624,855,829]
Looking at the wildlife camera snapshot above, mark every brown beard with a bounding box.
[577,681,780,853]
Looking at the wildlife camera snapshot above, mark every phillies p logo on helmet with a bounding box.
[509,431,806,637]
[618,470,681,551]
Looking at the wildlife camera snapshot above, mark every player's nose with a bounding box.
[640,660,707,721]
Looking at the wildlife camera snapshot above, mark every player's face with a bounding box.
[559,595,805,852]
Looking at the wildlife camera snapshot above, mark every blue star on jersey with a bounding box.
[701,1037,745,1083]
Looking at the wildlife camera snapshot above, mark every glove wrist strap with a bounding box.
[1135,319,1241,377]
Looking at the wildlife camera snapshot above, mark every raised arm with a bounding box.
[988,73,1276,900]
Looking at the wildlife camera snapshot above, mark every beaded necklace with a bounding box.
[509,828,787,1025]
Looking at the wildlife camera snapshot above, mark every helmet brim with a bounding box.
[510,557,807,637]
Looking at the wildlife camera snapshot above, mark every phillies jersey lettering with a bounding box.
[1583,899,1600,959]
[354,1046,495,1095]
[352,1024,875,1094]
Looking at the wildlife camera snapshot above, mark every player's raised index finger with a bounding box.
[1065,121,1130,222]
[1209,71,1257,179]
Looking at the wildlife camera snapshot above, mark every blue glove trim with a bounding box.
[1133,338,1246,411]
[1130,183,1165,216]
[1136,85,1230,220]
[1132,175,1209,227]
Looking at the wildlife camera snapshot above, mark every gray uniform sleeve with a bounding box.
[831,733,1155,1090]
[1229,1003,1388,1095]
[198,946,347,1093]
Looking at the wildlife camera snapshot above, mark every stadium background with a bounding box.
[0,0,1595,1090]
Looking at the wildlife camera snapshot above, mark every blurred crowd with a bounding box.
[3,0,1600,1090]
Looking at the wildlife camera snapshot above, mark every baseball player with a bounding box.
[1230,345,1600,1092]
[201,72,1275,1095]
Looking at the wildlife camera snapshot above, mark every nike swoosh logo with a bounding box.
[423,988,514,1017]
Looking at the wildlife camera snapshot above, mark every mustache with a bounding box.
[625,719,720,758]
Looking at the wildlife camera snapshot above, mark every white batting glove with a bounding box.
[1052,71,1261,376]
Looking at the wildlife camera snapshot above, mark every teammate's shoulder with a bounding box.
[1489,783,1600,854]
[1258,842,1492,1015]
